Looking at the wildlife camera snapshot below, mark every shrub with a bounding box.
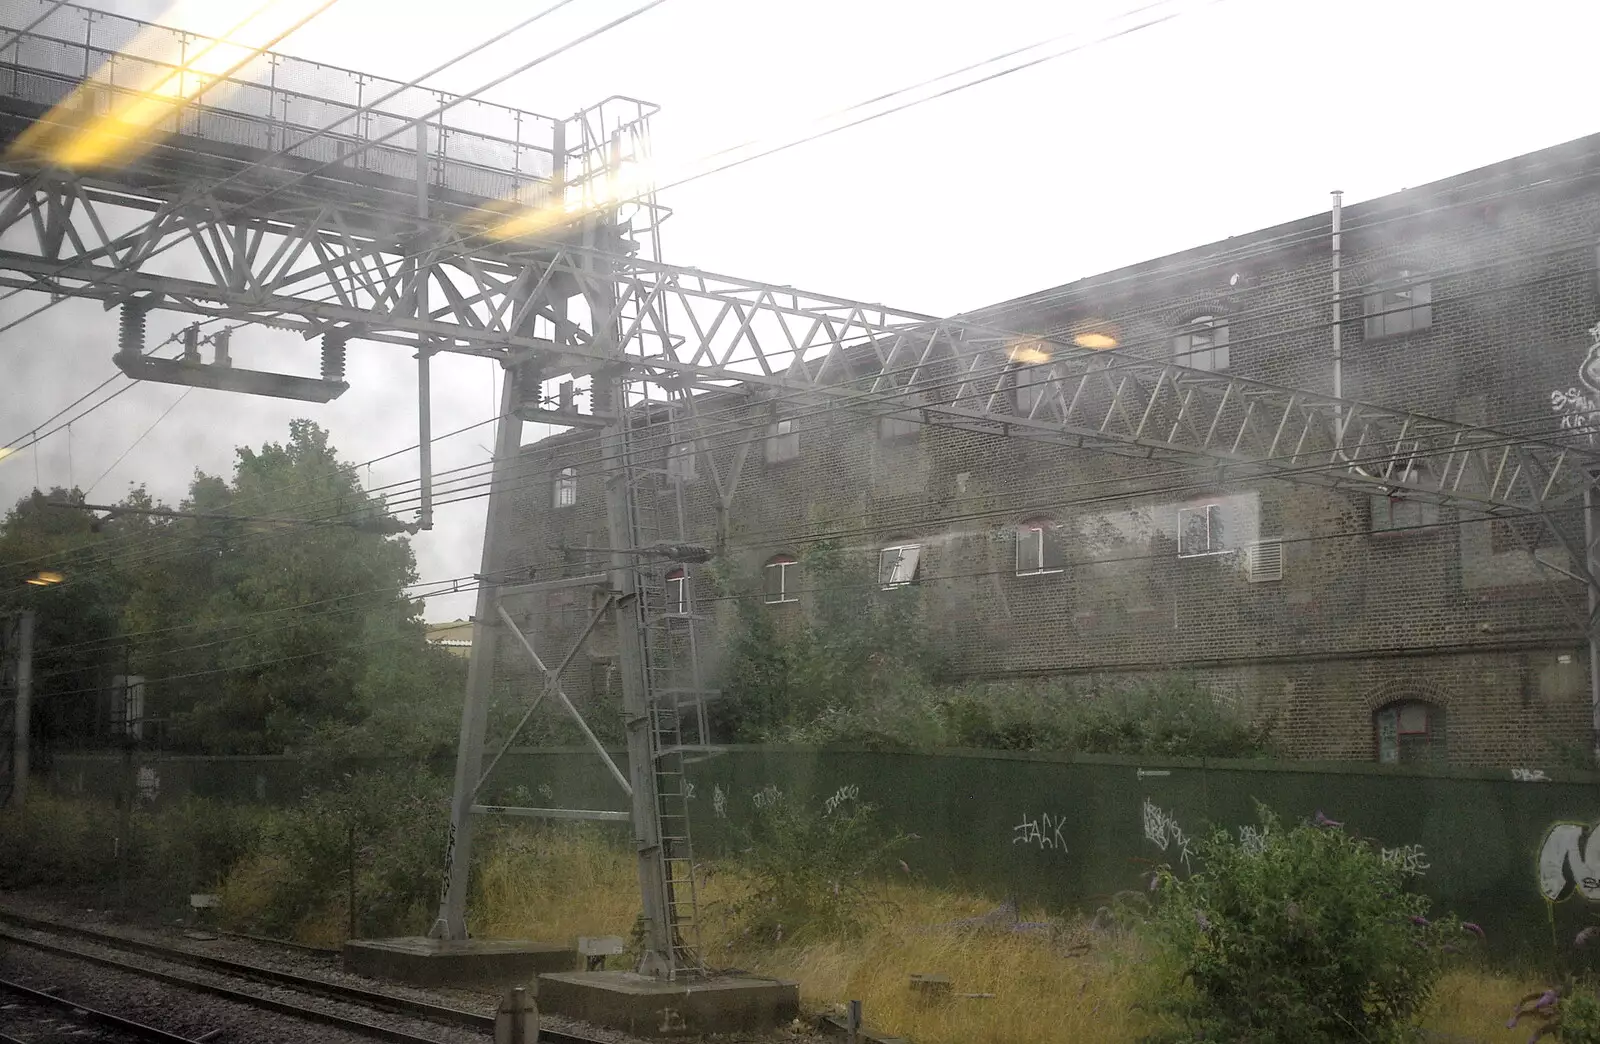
[1143,807,1468,1044]
[727,785,910,945]
[0,795,120,889]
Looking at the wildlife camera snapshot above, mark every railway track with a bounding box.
[0,974,207,1043]
[0,911,599,1044]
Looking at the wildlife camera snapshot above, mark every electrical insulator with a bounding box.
[181,323,200,362]
[321,330,348,382]
[116,302,147,358]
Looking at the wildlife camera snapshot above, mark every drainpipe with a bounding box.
[1331,190,1345,444]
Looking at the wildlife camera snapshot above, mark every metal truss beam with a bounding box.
[0,171,1596,524]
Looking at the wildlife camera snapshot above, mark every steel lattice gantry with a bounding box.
[6,0,1600,978]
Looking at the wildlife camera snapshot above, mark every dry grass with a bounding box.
[461,827,1546,1044]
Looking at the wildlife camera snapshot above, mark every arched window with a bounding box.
[1173,315,1229,372]
[1374,700,1446,765]
[554,466,577,508]
[665,567,688,616]
[1016,518,1064,575]
[764,554,798,604]
[1364,270,1432,339]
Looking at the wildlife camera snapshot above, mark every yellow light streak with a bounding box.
[1074,332,1118,350]
[9,0,330,171]
[25,570,63,586]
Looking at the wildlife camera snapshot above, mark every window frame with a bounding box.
[766,419,800,463]
[664,567,689,616]
[1176,503,1227,558]
[879,544,922,589]
[764,554,799,604]
[1369,493,1440,535]
[1375,700,1446,765]
[1363,271,1433,341]
[666,441,697,482]
[1015,518,1065,576]
[1172,314,1230,372]
[878,413,920,441]
[1013,363,1053,417]
[554,466,578,508]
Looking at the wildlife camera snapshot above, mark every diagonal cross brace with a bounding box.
[494,601,631,797]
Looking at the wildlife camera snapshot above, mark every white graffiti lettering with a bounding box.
[1551,388,1600,444]
[1540,821,1600,901]
[1238,824,1269,856]
[1513,768,1551,783]
[1012,813,1068,853]
[537,782,554,800]
[751,785,783,809]
[1381,844,1430,878]
[683,780,696,801]
[823,784,860,816]
[712,784,727,819]
[1142,799,1194,871]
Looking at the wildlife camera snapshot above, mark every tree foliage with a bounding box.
[0,420,464,756]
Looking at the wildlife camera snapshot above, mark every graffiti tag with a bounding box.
[1142,799,1194,871]
[823,784,860,817]
[1550,388,1600,444]
[1512,768,1551,783]
[1540,821,1600,901]
[712,784,727,818]
[136,766,160,804]
[683,780,696,801]
[1381,843,1430,878]
[1238,824,1269,856]
[751,785,783,809]
[1012,813,1068,853]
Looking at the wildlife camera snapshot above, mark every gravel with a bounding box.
[0,895,820,1044]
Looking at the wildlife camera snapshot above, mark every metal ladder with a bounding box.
[620,383,708,978]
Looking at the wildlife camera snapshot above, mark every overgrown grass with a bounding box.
[0,793,1553,1043]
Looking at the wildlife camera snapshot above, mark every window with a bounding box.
[1014,364,1053,417]
[878,413,919,440]
[766,419,799,463]
[667,441,696,481]
[1177,504,1226,557]
[1173,315,1230,372]
[1370,494,1439,534]
[764,554,798,604]
[554,466,577,508]
[1364,271,1432,339]
[1016,518,1065,575]
[665,567,688,616]
[1375,701,1447,765]
[879,544,922,588]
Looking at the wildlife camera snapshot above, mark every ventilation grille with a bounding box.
[1245,540,1284,583]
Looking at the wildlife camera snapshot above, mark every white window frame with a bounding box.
[1015,519,1064,576]
[665,568,688,616]
[1364,271,1433,340]
[766,419,799,463]
[1177,504,1226,558]
[554,466,577,508]
[667,441,696,482]
[879,544,922,589]
[1173,315,1230,372]
[764,555,798,604]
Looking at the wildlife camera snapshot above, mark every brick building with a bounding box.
[496,131,1600,768]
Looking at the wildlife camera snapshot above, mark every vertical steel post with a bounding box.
[11,610,32,806]
[416,116,434,532]
[430,366,523,941]
[1587,468,1600,765]
[1331,190,1344,443]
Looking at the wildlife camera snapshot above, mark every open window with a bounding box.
[1177,504,1226,557]
[1364,271,1432,339]
[665,567,688,616]
[766,419,799,462]
[1016,518,1065,575]
[1375,701,1446,765]
[879,544,922,588]
[764,554,798,604]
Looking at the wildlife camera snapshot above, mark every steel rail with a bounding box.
[0,913,607,1044]
[0,974,207,1044]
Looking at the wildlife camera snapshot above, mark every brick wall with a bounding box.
[499,132,1600,767]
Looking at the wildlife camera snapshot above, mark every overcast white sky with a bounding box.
[2,0,1597,622]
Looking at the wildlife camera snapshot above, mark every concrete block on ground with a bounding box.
[538,970,800,1037]
[343,936,575,988]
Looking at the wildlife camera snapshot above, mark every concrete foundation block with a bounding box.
[537,970,800,1037]
[343,936,575,988]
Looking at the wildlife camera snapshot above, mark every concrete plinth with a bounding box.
[343,936,574,988]
[538,970,800,1038]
